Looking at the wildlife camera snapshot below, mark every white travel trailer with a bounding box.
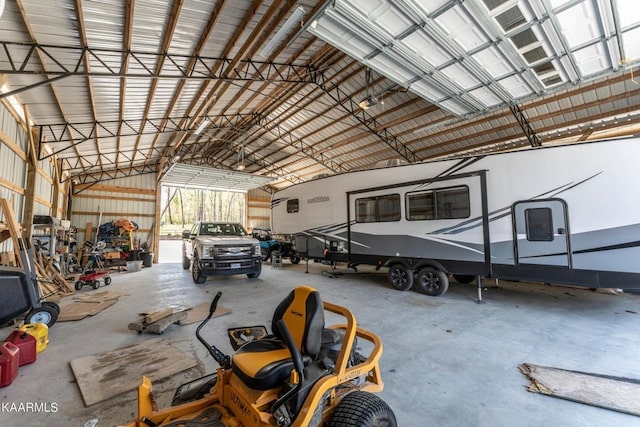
[271,137,640,297]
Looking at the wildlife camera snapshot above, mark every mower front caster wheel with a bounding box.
[92,280,100,289]
[104,276,112,286]
[75,281,83,290]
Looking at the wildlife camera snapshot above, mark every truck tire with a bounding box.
[416,267,449,296]
[388,264,413,291]
[290,255,301,264]
[327,391,397,427]
[191,254,206,284]
[247,262,262,279]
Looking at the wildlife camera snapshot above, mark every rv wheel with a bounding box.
[327,391,397,427]
[416,267,449,296]
[388,264,413,291]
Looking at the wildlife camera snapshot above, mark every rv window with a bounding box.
[435,187,470,219]
[406,192,435,220]
[525,208,553,241]
[287,199,299,213]
[406,186,470,220]
[355,194,400,222]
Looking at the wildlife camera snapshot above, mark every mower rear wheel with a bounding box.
[388,264,413,291]
[92,280,100,289]
[328,391,397,427]
[75,281,83,290]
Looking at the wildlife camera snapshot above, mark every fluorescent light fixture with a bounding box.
[358,95,378,110]
[0,0,5,19]
[259,6,306,58]
[194,119,210,135]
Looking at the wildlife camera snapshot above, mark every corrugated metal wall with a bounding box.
[0,102,29,253]
[2,96,257,261]
[70,174,158,251]
[247,188,271,231]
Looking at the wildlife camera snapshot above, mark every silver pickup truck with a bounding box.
[182,221,262,283]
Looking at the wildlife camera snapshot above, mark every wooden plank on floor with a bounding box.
[181,302,231,325]
[519,363,640,417]
[70,338,197,406]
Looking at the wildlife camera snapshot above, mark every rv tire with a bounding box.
[388,264,414,291]
[416,267,449,296]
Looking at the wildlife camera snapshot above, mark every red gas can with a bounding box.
[0,341,20,387]
[6,330,37,366]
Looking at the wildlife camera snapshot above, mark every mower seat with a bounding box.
[231,286,324,390]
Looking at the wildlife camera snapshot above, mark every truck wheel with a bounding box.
[261,247,272,262]
[416,267,449,296]
[453,274,475,284]
[247,262,262,279]
[290,255,301,264]
[191,254,206,284]
[182,254,191,270]
[388,264,413,291]
[327,391,397,427]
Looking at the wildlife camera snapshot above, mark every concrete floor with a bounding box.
[1,240,640,427]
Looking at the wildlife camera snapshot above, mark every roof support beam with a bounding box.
[0,41,320,99]
[509,104,542,147]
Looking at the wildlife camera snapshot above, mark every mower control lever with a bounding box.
[209,291,222,315]
[196,292,230,369]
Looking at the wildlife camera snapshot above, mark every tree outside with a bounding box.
[159,186,246,236]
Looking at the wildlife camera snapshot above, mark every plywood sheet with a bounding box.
[519,363,640,416]
[181,302,231,325]
[58,300,117,321]
[70,338,197,406]
[58,291,123,321]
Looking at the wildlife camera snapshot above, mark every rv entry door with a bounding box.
[513,199,571,268]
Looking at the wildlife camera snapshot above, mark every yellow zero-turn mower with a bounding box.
[120,285,396,427]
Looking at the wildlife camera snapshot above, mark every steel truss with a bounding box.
[16,42,417,178]
[0,41,320,98]
[510,104,541,147]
